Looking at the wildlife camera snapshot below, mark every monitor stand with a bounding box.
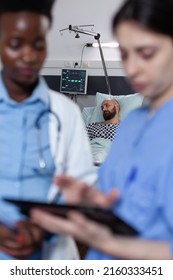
[70,94,77,103]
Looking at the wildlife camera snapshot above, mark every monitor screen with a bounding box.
[60,68,88,95]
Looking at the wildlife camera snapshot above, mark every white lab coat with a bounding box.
[42,89,97,259]
[48,89,96,185]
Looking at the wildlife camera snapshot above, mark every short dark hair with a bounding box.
[112,0,173,38]
[0,0,56,22]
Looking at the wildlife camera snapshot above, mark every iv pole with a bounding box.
[69,25,112,95]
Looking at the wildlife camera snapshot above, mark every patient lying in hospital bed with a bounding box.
[83,92,144,165]
[86,98,120,165]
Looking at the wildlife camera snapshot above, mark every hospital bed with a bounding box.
[83,92,144,165]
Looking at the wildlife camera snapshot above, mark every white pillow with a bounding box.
[89,105,104,123]
[92,92,144,121]
[82,107,95,125]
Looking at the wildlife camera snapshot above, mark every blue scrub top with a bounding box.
[0,73,55,259]
[87,100,173,259]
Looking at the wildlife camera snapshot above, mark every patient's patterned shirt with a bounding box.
[86,122,119,141]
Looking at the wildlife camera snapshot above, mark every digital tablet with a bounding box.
[4,198,138,236]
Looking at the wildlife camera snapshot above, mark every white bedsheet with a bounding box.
[90,137,111,164]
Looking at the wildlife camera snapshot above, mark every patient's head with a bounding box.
[101,99,120,122]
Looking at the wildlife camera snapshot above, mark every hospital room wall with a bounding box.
[42,0,126,75]
[43,75,135,110]
[41,0,135,109]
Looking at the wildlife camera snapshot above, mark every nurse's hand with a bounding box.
[31,210,172,260]
[53,175,118,207]
[0,220,45,259]
[31,208,115,255]
[30,175,118,256]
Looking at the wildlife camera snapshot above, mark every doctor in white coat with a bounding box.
[0,0,96,260]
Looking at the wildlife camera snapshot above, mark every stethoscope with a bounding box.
[34,108,61,175]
